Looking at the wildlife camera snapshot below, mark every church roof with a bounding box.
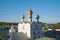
[8,32,29,40]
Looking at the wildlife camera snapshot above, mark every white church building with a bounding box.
[18,9,43,40]
[9,9,43,40]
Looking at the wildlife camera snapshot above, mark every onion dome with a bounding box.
[36,13,39,19]
[21,14,25,19]
[27,9,33,15]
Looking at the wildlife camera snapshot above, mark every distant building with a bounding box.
[46,26,60,40]
[48,26,60,31]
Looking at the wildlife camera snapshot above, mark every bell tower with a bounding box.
[27,9,33,23]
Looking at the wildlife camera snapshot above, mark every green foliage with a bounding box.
[0,22,18,25]
[54,23,60,27]
[48,24,54,26]
[42,27,48,33]
[42,23,47,27]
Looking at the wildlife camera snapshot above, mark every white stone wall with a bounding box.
[18,22,31,38]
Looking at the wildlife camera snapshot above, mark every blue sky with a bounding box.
[0,0,60,23]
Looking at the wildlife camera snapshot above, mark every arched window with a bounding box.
[38,31,40,34]
[26,32,27,35]
[33,31,35,35]
[23,26,24,30]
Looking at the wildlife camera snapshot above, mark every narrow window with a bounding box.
[33,31,35,35]
[23,26,24,30]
